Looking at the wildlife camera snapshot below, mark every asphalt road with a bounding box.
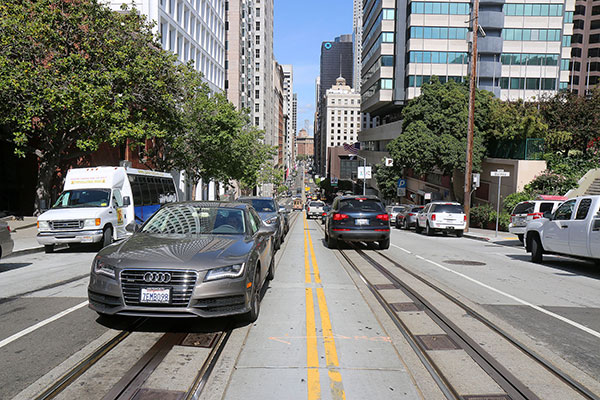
[1,216,599,399]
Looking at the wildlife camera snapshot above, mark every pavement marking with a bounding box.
[416,257,600,339]
[0,301,89,349]
[391,244,412,254]
[305,288,321,400]
[304,216,312,284]
[307,225,322,284]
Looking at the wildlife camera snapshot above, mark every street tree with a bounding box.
[0,0,184,212]
[374,163,401,202]
[387,78,491,199]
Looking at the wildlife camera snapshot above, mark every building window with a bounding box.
[256,7,260,17]
[256,49,260,58]
[256,76,260,85]
[502,28,562,41]
[256,35,260,45]
[409,27,468,40]
[411,2,470,15]
[255,117,260,125]
[256,21,260,31]
[255,90,260,99]
[504,3,563,16]
[255,103,260,112]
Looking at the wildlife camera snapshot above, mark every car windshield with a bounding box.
[392,207,404,212]
[339,198,384,212]
[512,202,534,214]
[432,204,464,213]
[52,189,111,209]
[310,202,324,207]
[248,199,276,212]
[142,205,246,235]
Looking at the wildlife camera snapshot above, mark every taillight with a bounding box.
[528,212,543,220]
[376,214,389,222]
[333,213,349,221]
[510,214,515,223]
[431,214,436,221]
[408,213,415,216]
[464,215,467,222]
[6,226,11,233]
[322,212,327,216]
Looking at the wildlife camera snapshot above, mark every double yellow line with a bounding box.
[304,214,346,400]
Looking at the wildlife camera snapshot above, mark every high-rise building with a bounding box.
[315,35,354,174]
[353,0,363,93]
[292,93,298,162]
[225,0,255,109]
[274,61,285,167]
[105,0,226,92]
[359,0,574,165]
[570,0,599,94]
[282,65,296,170]
[320,77,361,175]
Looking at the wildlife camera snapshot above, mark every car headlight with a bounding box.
[265,217,278,225]
[204,263,245,282]
[84,218,102,228]
[38,221,50,230]
[93,257,116,279]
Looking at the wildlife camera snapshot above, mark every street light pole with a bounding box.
[355,154,367,195]
[464,0,480,232]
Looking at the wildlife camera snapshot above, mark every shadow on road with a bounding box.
[0,262,32,272]
[506,253,600,280]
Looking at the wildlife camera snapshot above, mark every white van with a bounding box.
[37,167,177,252]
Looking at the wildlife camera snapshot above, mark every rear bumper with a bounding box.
[330,229,390,242]
[37,230,104,245]
[509,225,526,235]
[428,222,466,231]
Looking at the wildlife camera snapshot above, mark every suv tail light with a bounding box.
[408,213,415,216]
[431,214,436,221]
[510,214,515,223]
[376,214,389,222]
[322,212,327,216]
[464,215,467,222]
[333,213,349,221]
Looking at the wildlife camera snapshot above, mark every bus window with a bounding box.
[129,175,144,207]
[141,176,152,206]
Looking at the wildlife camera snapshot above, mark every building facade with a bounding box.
[225,0,255,109]
[353,0,364,93]
[297,129,314,157]
[274,62,285,167]
[281,65,297,171]
[570,0,600,94]
[320,77,361,176]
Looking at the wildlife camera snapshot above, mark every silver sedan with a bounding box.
[87,202,276,322]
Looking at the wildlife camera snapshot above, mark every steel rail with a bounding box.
[374,250,599,400]
[185,330,232,400]
[34,317,147,400]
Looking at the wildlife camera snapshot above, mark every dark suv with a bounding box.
[324,195,390,250]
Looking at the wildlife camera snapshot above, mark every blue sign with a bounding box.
[397,179,406,188]
[324,42,332,50]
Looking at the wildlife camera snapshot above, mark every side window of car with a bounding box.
[539,202,554,214]
[554,200,576,220]
[575,198,592,220]
[423,204,430,213]
[251,211,262,231]
[248,211,259,234]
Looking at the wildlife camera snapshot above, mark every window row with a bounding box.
[363,9,395,45]
[409,51,468,64]
[499,77,557,90]
[409,27,468,40]
[500,53,560,66]
[502,28,562,41]
[504,3,563,16]
[362,55,394,85]
[363,32,395,65]
[407,75,463,87]
[362,78,394,101]
[411,2,470,15]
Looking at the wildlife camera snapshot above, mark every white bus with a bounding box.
[37,166,177,252]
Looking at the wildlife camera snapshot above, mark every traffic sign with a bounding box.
[397,179,406,188]
[397,178,406,197]
[491,169,510,177]
[384,157,394,167]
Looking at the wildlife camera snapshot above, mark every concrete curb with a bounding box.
[10,222,38,231]
[5,244,68,259]
[463,234,490,242]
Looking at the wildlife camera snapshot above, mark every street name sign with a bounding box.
[491,169,510,177]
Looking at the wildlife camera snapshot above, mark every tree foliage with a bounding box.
[487,100,548,141]
[374,163,401,201]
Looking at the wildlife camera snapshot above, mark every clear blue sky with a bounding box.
[274,0,353,137]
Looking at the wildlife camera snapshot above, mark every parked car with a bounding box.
[87,202,276,322]
[525,195,600,264]
[509,197,566,243]
[278,203,290,234]
[395,205,424,230]
[386,205,407,225]
[0,221,14,259]
[416,202,466,237]
[307,200,325,219]
[321,205,331,224]
[238,197,284,249]
[324,195,390,250]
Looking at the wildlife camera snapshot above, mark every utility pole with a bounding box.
[464,0,479,232]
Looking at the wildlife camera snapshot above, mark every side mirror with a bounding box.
[258,223,277,236]
[123,196,131,206]
[125,221,140,233]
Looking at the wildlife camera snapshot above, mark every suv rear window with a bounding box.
[339,199,384,212]
[512,202,534,215]
[432,204,463,213]
[310,201,324,207]
[411,207,424,212]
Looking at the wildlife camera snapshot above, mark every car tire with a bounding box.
[517,234,524,244]
[267,253,275,281]
[102,227,113,248]
[327,232,338,249]
[426,223,434,236]
[44,244,54,254]
[379,238,390,250]
[530,235,544,263]
[403,220,410,230]
[244,269,261,323]
[415,223,422,234]
[456,230,464,237]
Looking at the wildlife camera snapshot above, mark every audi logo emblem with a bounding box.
[143,272,172,283]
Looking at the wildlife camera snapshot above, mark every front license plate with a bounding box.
[81,236,94,243]
[355,218,369,225]
[140,288,170,304]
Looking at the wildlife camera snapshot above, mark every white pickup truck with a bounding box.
[306,201,325,219]
[525,195,600,264]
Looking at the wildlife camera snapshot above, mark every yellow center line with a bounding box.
[305,288,321,400]
[304,215,312,284]
[305,217,346,400]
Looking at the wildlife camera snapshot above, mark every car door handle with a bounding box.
[561,225,568,228]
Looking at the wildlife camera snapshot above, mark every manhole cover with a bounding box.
[181,333,218,348]
[390,302,422,312]
[415,334,461,351]
[443,260,486,266]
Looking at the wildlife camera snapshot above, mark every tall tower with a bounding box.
[353,0,363,93]
[226,0,255,109]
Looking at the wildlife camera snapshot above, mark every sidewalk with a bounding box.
[464,227,523,246]
[1,216,46,257]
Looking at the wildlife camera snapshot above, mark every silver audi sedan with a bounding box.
[87,202,276,322]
